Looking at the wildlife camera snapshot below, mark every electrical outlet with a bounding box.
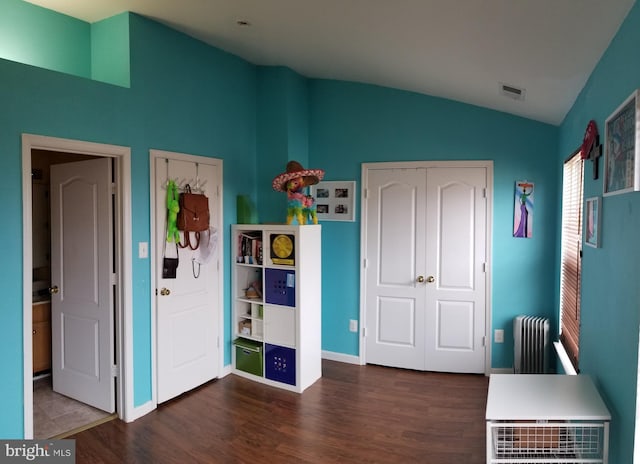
[349,319,358,333]
[494,329,504,343]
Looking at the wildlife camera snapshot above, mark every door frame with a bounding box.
[359,160,493,375]
[149,149,224,406]
[22,134,133,438]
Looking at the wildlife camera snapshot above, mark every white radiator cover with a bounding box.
[513,315,550,374]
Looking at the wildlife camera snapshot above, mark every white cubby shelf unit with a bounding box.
[232,224,322,393]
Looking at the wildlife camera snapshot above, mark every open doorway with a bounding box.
[31,150,115,438]
[22,134,133,439]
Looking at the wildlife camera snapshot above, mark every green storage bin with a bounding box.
[234,338,263,376]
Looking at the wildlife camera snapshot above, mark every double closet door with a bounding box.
[363,162,490,374]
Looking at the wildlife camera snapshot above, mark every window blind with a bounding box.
[559,152,583,371]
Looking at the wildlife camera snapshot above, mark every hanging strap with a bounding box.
[178,184,200,250]
[179,231,201,250]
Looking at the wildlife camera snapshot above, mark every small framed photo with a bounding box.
[310,181,356,222]
[585,197,601,248]
[604,89,640,196]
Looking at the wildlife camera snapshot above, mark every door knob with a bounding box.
[426,276,435,283]
[49,286,59,295]
[160,288,171,296]
[416,276,425,283]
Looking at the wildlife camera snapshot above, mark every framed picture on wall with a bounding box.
[604,89,640,196]
[585,197,601,248]
[513,181,534,238]
[310,181,356,222]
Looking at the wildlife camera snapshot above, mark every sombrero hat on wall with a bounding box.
[272,160,325,192]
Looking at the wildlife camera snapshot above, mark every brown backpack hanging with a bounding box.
[177,184,210,250]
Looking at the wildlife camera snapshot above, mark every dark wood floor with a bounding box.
[72,360,489,463]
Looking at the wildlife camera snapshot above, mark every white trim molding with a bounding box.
[22,134,133,435]
[554,341,577,375]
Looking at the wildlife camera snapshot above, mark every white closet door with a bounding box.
[364,164,488,373]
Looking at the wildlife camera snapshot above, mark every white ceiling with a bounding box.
[26,0,636,125]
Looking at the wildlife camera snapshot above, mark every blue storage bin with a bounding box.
[265,268,295,307]
[265,343,296,386]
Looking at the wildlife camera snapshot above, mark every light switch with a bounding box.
[138,242,148,259]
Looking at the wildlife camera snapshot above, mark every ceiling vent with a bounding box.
[499,82,526,101]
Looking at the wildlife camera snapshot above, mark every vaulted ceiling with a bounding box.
[26,0,636,125]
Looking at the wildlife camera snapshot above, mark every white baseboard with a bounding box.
[322,350,363,365]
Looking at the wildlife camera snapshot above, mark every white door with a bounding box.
[364,164,488,373]
[423,167,487,373]
[50,158,115,412]
[364,168,428,370]
[155,157,220,403]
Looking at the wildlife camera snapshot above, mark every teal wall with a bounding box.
[91,13,130,87]
[0,0,129,87]
[0,11,256,437]
[558,2,640,462]
[256,66,310,223]
[306,81,560,360]
[127,15,257,402]
[0,0,90,78]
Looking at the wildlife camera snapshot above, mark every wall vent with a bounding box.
[499,82,526,101]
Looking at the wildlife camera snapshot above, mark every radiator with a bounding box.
[513,315,550,374]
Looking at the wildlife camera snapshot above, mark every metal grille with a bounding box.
[489,421,606,463]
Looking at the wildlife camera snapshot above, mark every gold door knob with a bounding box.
[426,276,435,283]
[416,276,425,283]
[160,288,171,296]
[49,286,59,295]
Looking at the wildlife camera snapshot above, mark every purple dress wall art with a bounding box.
[513,181,534,238]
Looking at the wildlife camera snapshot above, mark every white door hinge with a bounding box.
[362,327,367,338]
[111,365,119,377]
[111,273,117,285]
